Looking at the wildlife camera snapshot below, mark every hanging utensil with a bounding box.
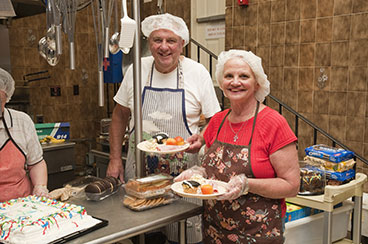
[109,0,120,54]
[118,0,136,52]
[65,0,77,70]
[92,0,105,107]
[51,0,63,55]
[39,0,60,66]
[103,0,114,58]
[157,0,163,14]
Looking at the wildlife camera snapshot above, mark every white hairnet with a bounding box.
[141,13,189,46]
[0,68,15,103]
[215,49,270,102]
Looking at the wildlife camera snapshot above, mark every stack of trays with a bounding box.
[304,144,356,186]
[123,173,176,211]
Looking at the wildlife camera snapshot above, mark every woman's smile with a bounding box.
[222,58,259,102]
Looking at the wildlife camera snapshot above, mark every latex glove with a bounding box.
[49,185,84,201]
[33,184,49,198]
[174,166,207,182]
[217,174,248,200]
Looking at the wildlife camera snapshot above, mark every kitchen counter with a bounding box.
[68,188,203,244]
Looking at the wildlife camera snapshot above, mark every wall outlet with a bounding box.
[36,115,44,123]
[73,85,79,95]
[50,87,61,96]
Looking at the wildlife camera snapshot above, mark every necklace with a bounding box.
[228,119,248,142]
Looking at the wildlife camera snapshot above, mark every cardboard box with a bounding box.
[285,202,312,223]
[35,122,70,140]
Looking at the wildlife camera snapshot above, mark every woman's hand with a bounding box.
[174,165,207,182]
[217,174,248,200]
[185,134,204,153]
[33,185,49,197]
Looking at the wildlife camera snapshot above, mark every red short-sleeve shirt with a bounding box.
[203,106,298,216]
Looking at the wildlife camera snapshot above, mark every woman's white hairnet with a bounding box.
[141,13,189,46]
[215,49,270,102]
[0,68,15,103]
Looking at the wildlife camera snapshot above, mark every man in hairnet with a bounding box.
[107,13,220,244]
[0,68,49,202]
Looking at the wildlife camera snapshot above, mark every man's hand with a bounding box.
[106,158,125,183]
[185,134,204,153]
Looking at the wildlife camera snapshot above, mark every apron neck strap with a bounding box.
[2,109,12,139]
[216,109,231,139]
[215,101,260,144]
[147,60,183,89]
[248,101,260,146]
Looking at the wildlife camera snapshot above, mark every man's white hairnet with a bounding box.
[141,13,189,46]
[0,68,15,103]
[215,49,270,103]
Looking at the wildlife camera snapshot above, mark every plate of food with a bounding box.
[137,133,190,154]
[171,175,227,200]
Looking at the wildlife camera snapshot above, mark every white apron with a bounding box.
[125,60,203,243]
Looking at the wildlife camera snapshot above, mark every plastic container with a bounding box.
[284,203,353,244]
[84,176,122,201]
[123,173,173,199]
[86,186,121,201]
[100,118,112,136]
[299,161,326,195]
[122,193,177,211]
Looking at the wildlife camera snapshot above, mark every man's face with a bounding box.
[149,29,185,74]
[0,90,6,114]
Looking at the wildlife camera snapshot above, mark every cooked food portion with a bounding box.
[124,174,173,193]
[201,184,214,194]
[182,180,201,194]
[152,132,169,144]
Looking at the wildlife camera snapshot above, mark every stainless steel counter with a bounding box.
[68,189,203,244]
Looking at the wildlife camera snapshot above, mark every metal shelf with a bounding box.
[287,173,367,244]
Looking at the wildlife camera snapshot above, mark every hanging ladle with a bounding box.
[109,0,130,54]
[109,0,120,55]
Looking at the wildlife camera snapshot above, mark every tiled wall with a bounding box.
[225,0,368,190]
[7,0,190,173]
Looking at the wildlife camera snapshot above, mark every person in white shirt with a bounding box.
[107,13,221,244]
[0,68,49,202]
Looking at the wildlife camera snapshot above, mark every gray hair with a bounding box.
[215,49,270,102]
[0,68,15,103]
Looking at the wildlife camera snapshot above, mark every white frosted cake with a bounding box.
[0,195,101,244]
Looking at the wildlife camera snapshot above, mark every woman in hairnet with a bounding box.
[0,68,49,202]
[176,50,300,243]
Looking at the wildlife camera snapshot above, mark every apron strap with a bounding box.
[2,109,13,139]
[1,109,27,159]
[146,61,182,89]
[248,101,260,146]
[216,109,231,139]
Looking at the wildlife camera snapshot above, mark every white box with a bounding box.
[284,204,353,244]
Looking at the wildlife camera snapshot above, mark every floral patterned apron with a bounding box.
[0,112,32,202]
[202,102,284,244]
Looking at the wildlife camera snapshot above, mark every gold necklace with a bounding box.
[228,119,248,142]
